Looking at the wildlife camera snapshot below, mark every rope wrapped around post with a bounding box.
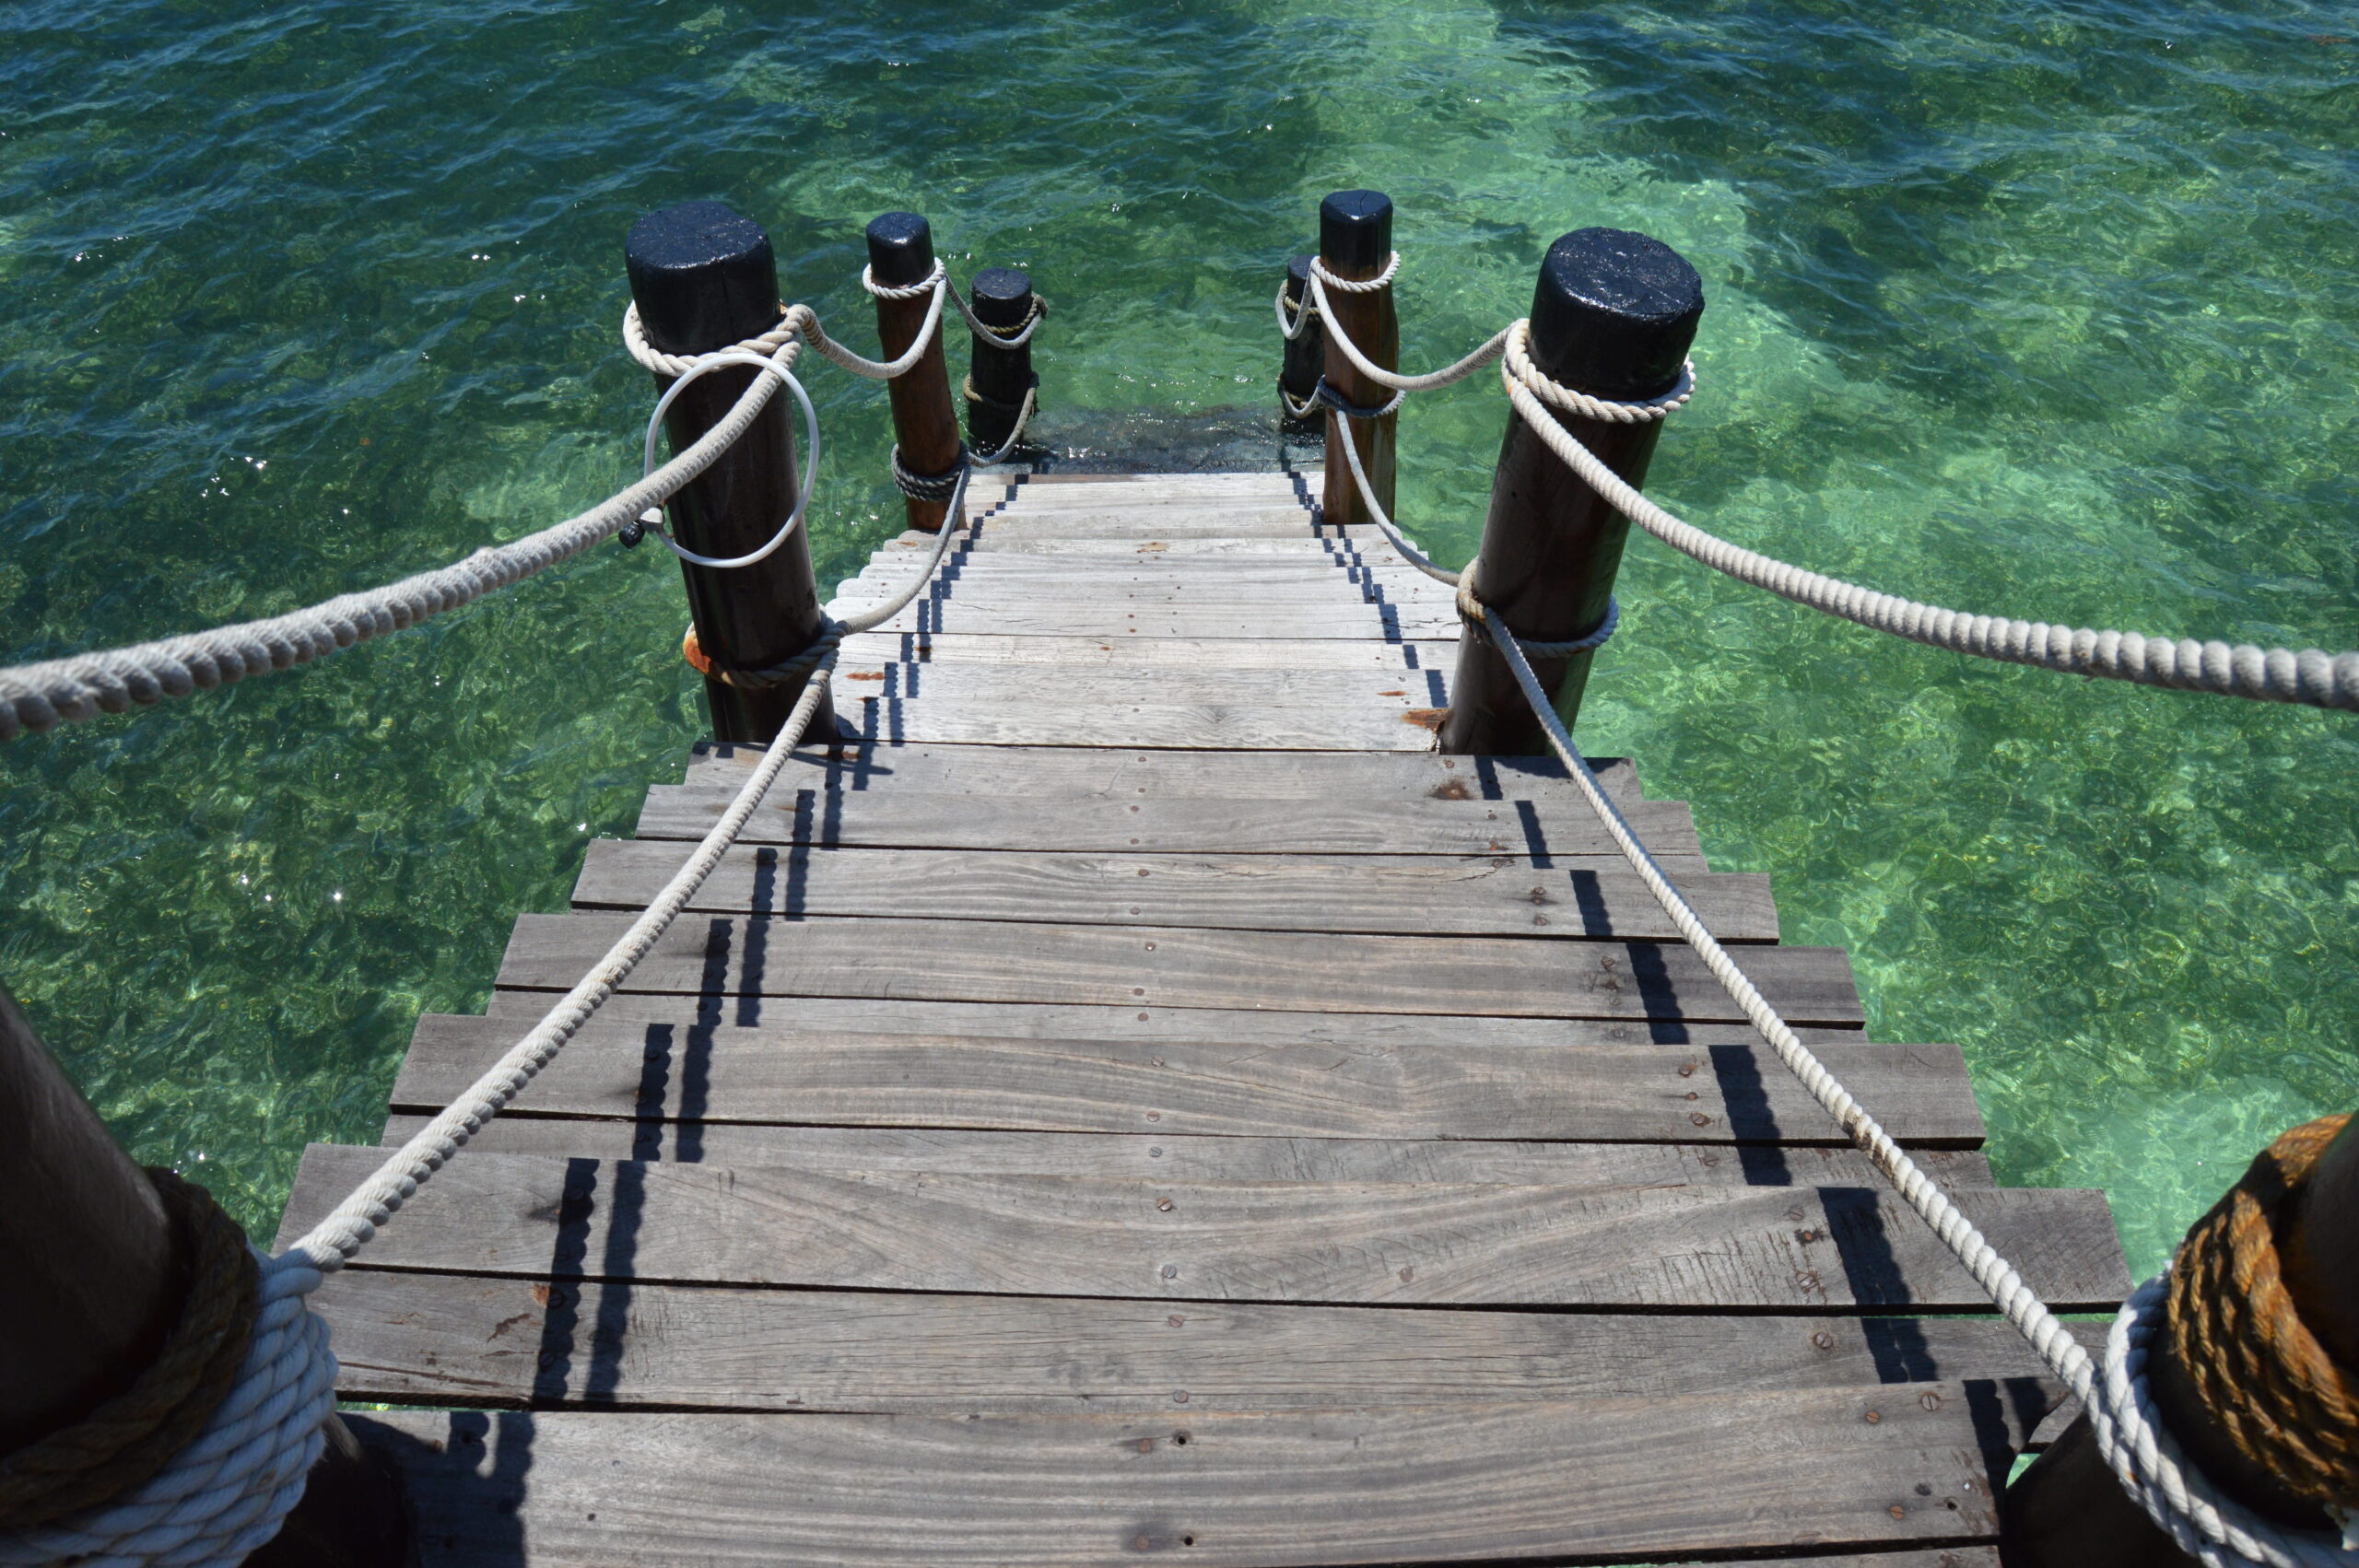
[1319,233,2359,1565]
[0,234,982,1562]
[1283,231,2359,711]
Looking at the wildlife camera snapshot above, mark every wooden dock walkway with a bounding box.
[276,469,2130,1568]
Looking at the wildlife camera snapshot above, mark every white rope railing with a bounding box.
[0,345,792,743]
[0,430,980,1568]
[2,252,1024,743]
[1468,596,2353,1568]
[1321,244,2353,1564]
[1288,250,2359,710]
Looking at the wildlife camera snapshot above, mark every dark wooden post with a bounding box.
[1438,228,1704,756]
[0,982,408,1567]
[868,212,965,534]
[964,266,1038,457]
[626,200,834,745]
[2002,1114,2359,1567]
[1278,254,1323,436]
[1317,191,1400,529]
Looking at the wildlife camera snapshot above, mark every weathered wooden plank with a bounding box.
[390,1019,1972,1143]
[280,1146,2126,1309]
[679,740,1638,802]
[997,490,1314,513]
[847,559,1450,590]
[316,1270,2068,1418]
[843,579,1453,611]
[353,1396,2003,1567]
[836,695,1449,752]
[481,991,1830,1050]
[888,534,1400,558]
[988,497,1322,521]
[829,601,1461,638]
[832,664,1449,711]
[572,841,1774,942]
[493,914,1860,1024]
[633,787,1706,860]
[838,631,1460,671]
[378,1113,1998,1185]
[971,513,1346,540]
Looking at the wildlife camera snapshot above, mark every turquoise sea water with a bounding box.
[3,0,2353,1276]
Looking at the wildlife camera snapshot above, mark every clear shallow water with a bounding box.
[2,0,2353,1273]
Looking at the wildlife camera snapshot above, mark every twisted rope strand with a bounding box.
[945,276,1047,350]
[1473,606,2349,1568]
[1274,280,1319,342]
[1,345,792,743]
[1307,252,1510,394]
[1499,334,2355,708]
[1323,390,1458,586]
[1292,247,2345,706]
[1,310,980,1568]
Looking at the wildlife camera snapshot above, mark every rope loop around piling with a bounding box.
[0,1172,257,1534]
[2163,1116,2359,1516]
[1281,246,2359,712]
[1308,252,1401,294]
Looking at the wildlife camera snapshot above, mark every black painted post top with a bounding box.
[866,211,936,289]
[970,266,1033,331]
[1285,252,1314,301]
[1528,228,1705,402]
[1318,190,1393,272]
[625,201,779,357]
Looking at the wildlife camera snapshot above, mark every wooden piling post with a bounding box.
[0,982,408,1567]
[2002,1114,2359,1568]
[1279,253,1323,435]
[868,212,966,534]
[964,266,1038,459]
[625,200,835,745]
[1317,191,1400,530]
[1438,228,1704,756]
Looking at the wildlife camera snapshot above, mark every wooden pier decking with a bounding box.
[276,469,2130,1568]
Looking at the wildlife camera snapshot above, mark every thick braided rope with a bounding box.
[1308,251,1400,293]
[0,344,792,743]
[1498,331,2359,708]
[0,1175,256,1532]
[1453,573,1619,658]
[2097,1277,2358,1568]
[2165,1117,2359,1511]
[0,1254,334,1568]
[620,263,949,384]
[12,663,839,1568]
[277,682,842,1282]
[1474,604,2353,1568]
